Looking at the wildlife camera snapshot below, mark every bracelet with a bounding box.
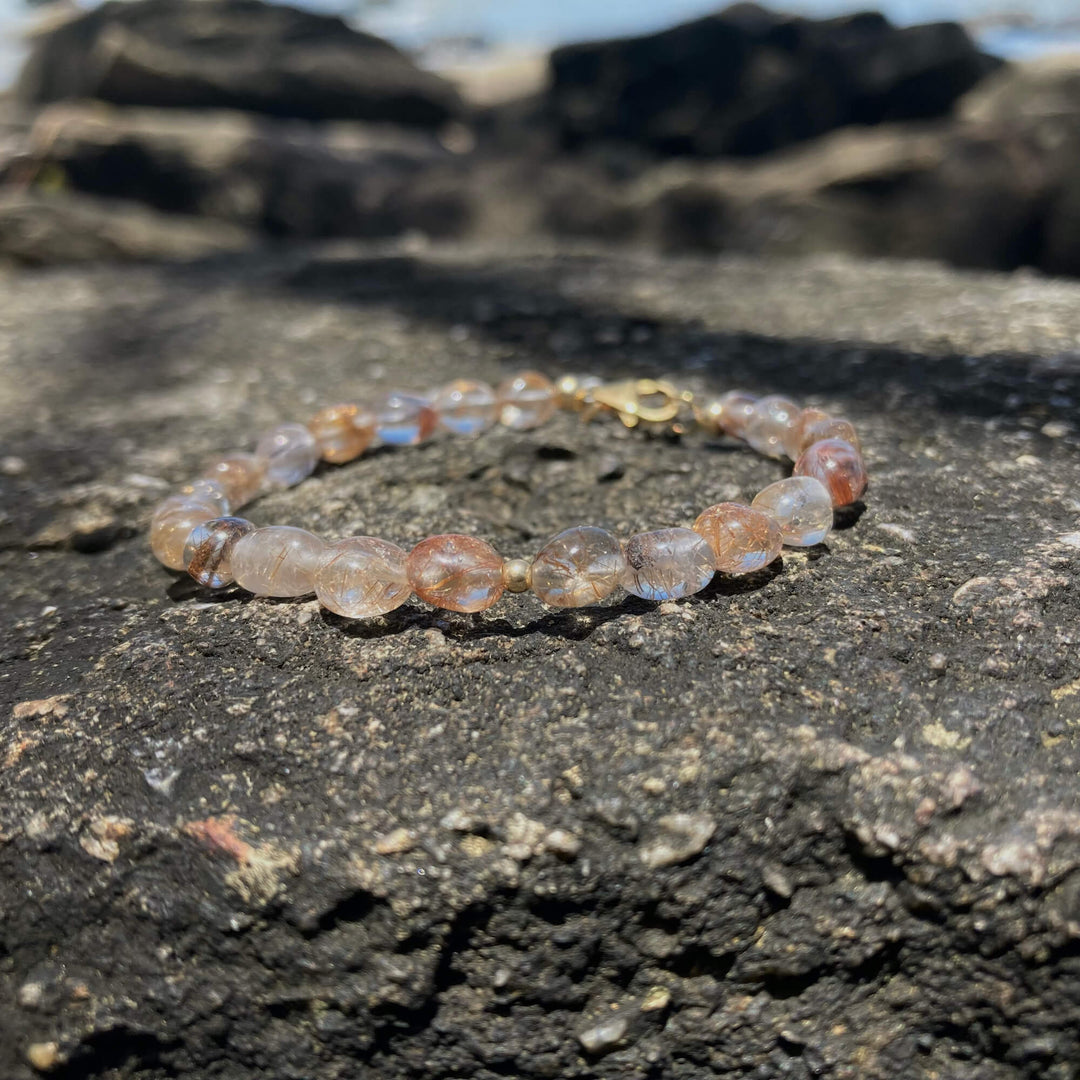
[149,374,868,618]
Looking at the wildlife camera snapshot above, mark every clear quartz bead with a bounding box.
[407,534,505,613]
[375,393,437,446]
[497,371,557,430]
[783,407,830,459]
[256,423,320,488]
[794,438,868,507]
[315,537,411,618]
[530,526,626,608]
[150,495,220,570]
[183,516,255,588]
[743,395,801,459]
[178,478,231,516]
[308,404,374,464]
[621,528,714,601]
[231,526,327,597]
[434,380,499,437]
[202,453,265,507]
[696,391,758,437]
[752,477,833,547]
[693,502,783,575]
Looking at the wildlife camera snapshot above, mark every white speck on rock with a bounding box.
[639,812,716,869]
[578,1014,627,1054]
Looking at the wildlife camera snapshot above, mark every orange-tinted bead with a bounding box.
[693,502,783,575]
[799,416,860,454]
[150,495,219,570]
[783,407,830,459]
[696,390,758,437]
[308,404,374,464]
[497,371,557,430]
[407,534,505,613]
[793,438,868,507]
[202,453,265,507]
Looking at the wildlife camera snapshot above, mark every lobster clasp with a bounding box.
[588,378,682,429]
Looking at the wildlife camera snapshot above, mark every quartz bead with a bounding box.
[434,380,499,437]
[202,453,265,507]
[752,477,833,547]
[256,423,320,488]
[150,495,219,570]
[621,528,714,602]
[308,404,374,464]
[693,502,783,575]
[231,526,328,597]
[798,416,861,454]
[696,391,757,437]
[783,407,830,459]
[178,478,231,516]
[183,516,254,588]
[375,392,438,446]
[743,395,800,459]
[407,534,505,613]
[794,437,868,507]
[531,526,626,608]
[315,537,411,618]
[497,371,557,430]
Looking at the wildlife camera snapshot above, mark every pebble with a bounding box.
[578,1014,628,1054]
[639,813,716,869]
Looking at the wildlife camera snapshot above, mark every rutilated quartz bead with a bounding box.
[150,495,219,570]
[497,371,557,431]
[308,404,374,464]
[793,438,868,507]
[375,392,438,446]
[693,502,783,575]
[743,395,800,459]
[783,407,830,459]
[407,534,505,613]
[184,516,255,588]
[256,423,320,488]
[203,453,265,507]
[798,416,861,454]
[752,477,833,547]
[695,391,757,437]
[315,537,411,618]
[530,526,625,608]
[231,526,327,597]
[178,478,231,516]
[434,380,499,437]
[621,528,714,602]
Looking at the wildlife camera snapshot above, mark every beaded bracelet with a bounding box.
[149,374,868,618]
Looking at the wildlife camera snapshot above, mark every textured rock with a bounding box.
[15,0,463,127]
[3,245,1080,1079]
[548,4,998,157]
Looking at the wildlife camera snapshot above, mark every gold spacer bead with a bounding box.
[502,557,532,593]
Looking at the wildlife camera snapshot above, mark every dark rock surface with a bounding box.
[547,3,999,157]
[3,245,1080,1078]
[15,0,463,127]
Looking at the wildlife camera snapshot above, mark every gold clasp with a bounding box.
[587,378,682,429]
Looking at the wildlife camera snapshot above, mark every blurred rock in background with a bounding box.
[3,0,1080,278]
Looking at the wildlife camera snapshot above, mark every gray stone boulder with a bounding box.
[15,0,463,127]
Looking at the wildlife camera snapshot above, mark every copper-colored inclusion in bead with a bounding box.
[783,407,829,459]
[308,404,374,464]
[407,534,505,613]
[184,516,254,588]
[315,537,411,618]
[794,438,868,507]
[531,526,625,607]
[621,528,714,602]
[231,526,327,597]
[693,503,783,575]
